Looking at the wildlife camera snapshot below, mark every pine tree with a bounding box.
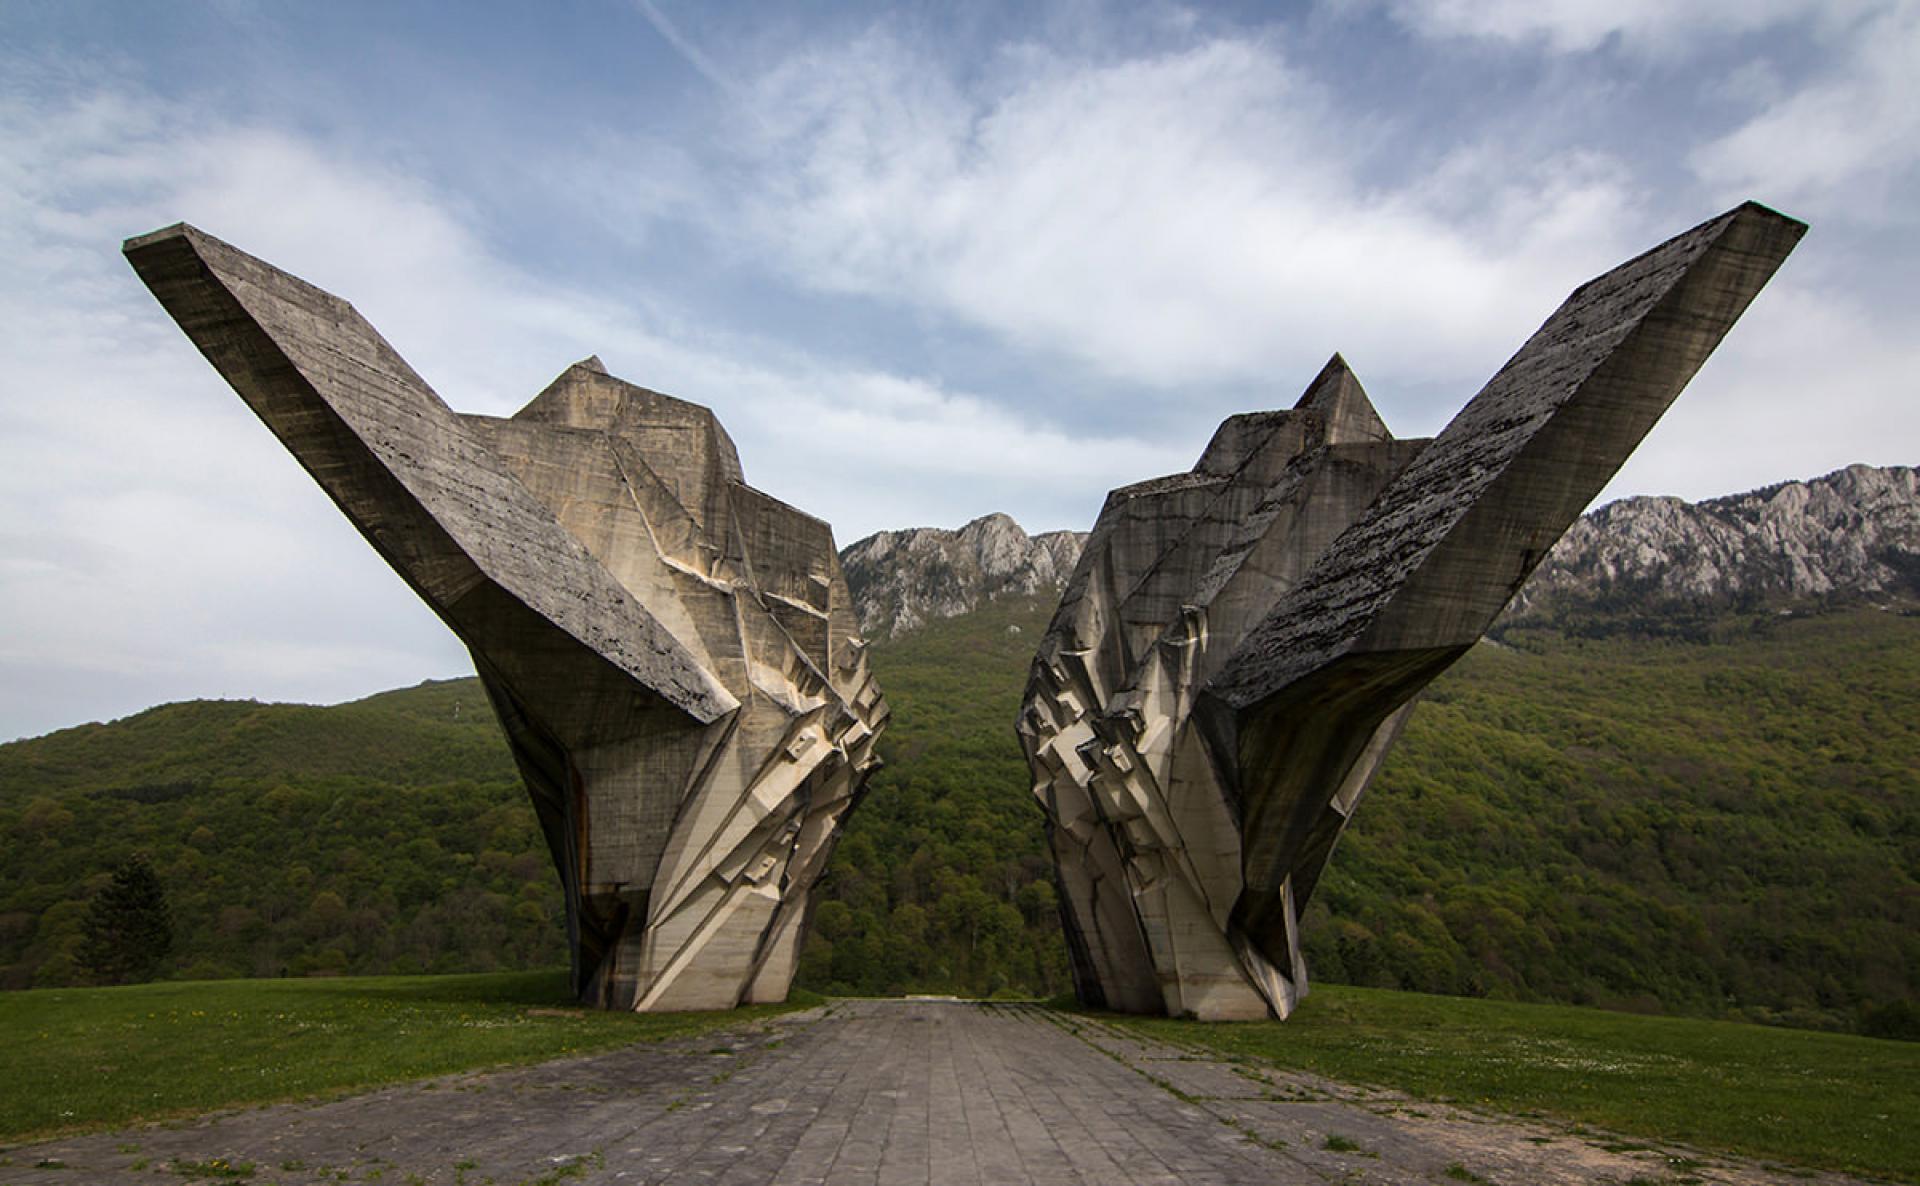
[79,854,173,985]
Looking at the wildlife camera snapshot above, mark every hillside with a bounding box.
[796,600,1920,1033]
[2,466,1917,1035]
[1317,608,1920,1030]
[5,603,1913,1033]
[0,682,551,987]
[0,679,512,798]
[796,595,1069,998]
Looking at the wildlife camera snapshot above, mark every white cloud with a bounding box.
[0,77,1160,740]
[694,20,1914,517]
[3,11,1916,742]
[719,32,1648,396]
[1598,276,1920,505]
[1377,0,1856,54]
[1691,0,1920,218]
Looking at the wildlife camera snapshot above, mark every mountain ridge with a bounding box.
[1509,463,1919,623]
[839,463,1920,640]
[839,512,1088,638]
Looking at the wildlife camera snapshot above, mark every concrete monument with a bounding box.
[126,224,887,1011]
[1018,203,1805,1020]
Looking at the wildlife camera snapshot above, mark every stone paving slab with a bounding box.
[0,1000,1878,1186]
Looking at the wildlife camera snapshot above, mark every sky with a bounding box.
[1,0,1916,741]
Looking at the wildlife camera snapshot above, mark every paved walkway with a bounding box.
[0,1000,1869,1185]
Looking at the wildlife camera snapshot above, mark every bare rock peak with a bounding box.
[1513,463,1920,619]
[839,514,1089,638]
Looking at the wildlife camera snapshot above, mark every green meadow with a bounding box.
[8,970,1913,1183]
[1114,983,1920,1184]
[0,970,801,1144]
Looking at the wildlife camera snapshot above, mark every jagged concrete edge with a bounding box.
[123,223,735,725]
[1199,202,1804,964]
[1204,202,1807,716]
[1014,201,1805,1019]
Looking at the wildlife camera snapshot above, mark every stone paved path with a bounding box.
[0,1000,1873,1185]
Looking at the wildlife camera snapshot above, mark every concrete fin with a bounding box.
[127,222,885,1013]
[1019,202,1803,1020]
[1211,203,1807,712]
[123,223,732,726]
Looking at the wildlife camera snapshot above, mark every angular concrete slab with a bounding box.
[1020,203,1805,1019]
[125,226,887,1011]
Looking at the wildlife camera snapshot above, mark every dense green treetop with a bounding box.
[77,852,173,985]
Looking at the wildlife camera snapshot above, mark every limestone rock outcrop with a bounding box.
[1508,464,1920,620]
[841,514,1087,637]
[1018,203,1806,1020]
[125,225,886,1011]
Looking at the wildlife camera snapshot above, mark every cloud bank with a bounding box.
[1,2,1914,740]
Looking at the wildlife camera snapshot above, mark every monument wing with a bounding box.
[123,225,732,724]
[127,225,885,1011]
[1021,202,1805,1020]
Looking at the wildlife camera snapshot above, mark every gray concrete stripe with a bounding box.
[0,1000,1872,1186]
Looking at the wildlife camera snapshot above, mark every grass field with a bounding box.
[8,974,1915,1181]
[0,970,802,1144]
[1110,984,1920,1183]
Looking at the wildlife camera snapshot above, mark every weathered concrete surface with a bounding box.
[1019,203,1806,1021]
[124,226,887,1011]
[0,1001,1869,1186]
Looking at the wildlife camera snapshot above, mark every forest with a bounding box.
[1,600,1915,1036]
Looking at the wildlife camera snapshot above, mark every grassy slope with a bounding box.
[799,595,1068,997]
[0,681,555,988]
[0,970,800,1144]
[0,678,512,798]
[1,606,1914,1030]
[822,601,1920,1026]
[1320,609,1920,1028]
[1113,982,1920,1183]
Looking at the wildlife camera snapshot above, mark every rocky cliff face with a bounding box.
[839,513,1087,638]
[840,465,1919,639]
[1509,464,1920,621]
